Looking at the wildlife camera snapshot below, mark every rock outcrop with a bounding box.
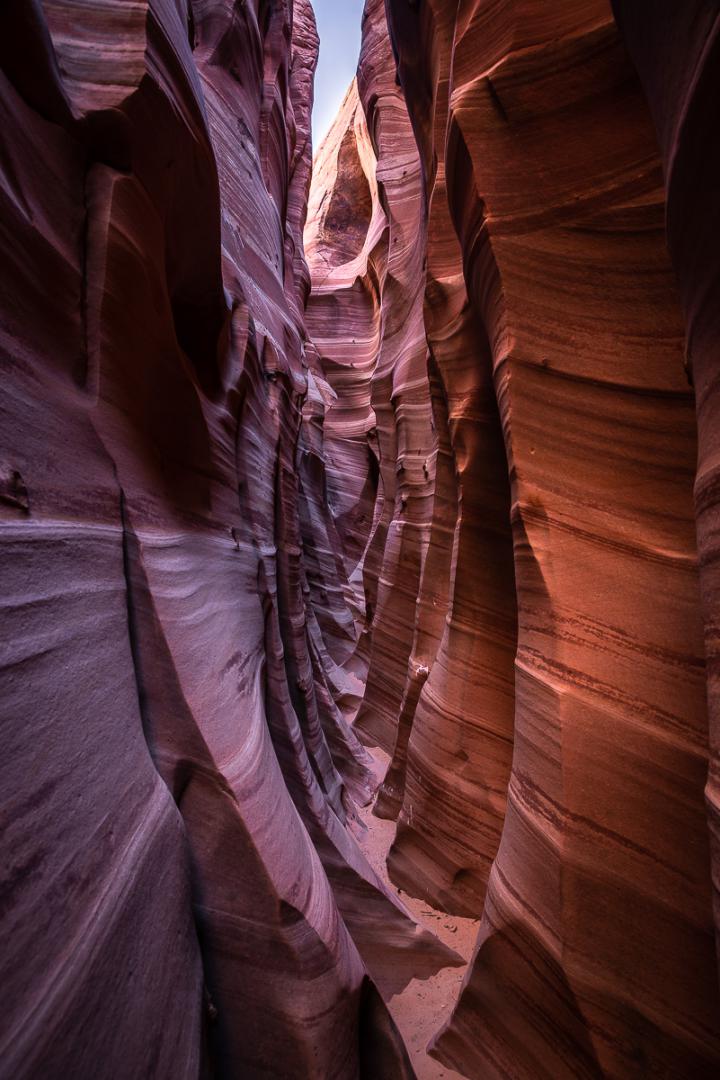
[307,0,720,1076]
[305,0,438,767]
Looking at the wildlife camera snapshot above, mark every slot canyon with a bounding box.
[2,0,720,1077]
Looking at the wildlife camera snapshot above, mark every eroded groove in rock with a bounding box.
[374,348,457,824]
[306,0,437,759]
[0,1,454,1075]
[611,0,720,987]
[308,0,519,931]
[4,0,720,1077]
[382,0,720,1075]
[377,2,518,923]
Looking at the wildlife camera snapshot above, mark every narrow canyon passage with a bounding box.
[2,1,720,1079]
[355,746,480,1080]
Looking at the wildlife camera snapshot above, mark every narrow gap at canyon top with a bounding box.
[311,0,364,151]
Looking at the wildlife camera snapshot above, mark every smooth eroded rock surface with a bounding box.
[4,1,720,1078]
[378,1,720,1076]
[612,0,720,992]
[0,2,456,1076]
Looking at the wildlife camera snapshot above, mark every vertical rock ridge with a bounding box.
[610,0,720,989]
[310,0,720,1076]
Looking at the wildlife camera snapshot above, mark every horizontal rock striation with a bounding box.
[4,0,720,1078]
[0,1,457,1076]
[327,0,720,1075]
[611,0,720,989]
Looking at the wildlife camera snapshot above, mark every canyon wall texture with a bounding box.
[366,0,720,1076]
[308,0,720,1077]
[0,1,459,1077]
[3,0,720,1078]
[305,2,439,768]
[611,0,720,989]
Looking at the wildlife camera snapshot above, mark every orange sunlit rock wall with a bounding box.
[310,0,720,1075]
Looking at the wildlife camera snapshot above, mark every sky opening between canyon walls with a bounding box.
[311,0,365,148]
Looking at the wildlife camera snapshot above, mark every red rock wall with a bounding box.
[0,1,459,1075]
[305,0,508,931]
[611,0,720,989]
[369,0,720,1075]
[378,0,518,924]
[305,0,439,764]
[4,0,720,1077]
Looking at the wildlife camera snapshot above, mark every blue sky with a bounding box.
[311,0,365,149]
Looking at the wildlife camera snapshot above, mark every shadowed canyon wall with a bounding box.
[610,0,720,992]
[2,0,720,1078]
[0,1,456,1076]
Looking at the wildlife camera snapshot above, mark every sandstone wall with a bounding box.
[0,2,455,1075]
[305,0,438,765]
[612,0,720,988]
[4,1,720,1077]
[374,0,720,1075]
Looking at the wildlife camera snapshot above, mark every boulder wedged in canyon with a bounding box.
[0,1,460,1076]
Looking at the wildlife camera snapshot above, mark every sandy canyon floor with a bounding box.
[356,749,478,1080]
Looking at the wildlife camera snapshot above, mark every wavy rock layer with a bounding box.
[378,1,518,924]
[4,1,720,1078]
[611,0,720,989]
[0,1,462,1076]
[305,0,438,765]
[317,0,720,1076]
